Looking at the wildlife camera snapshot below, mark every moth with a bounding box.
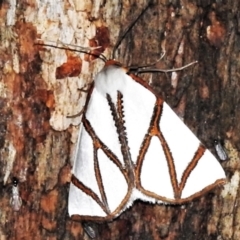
[68,60,226,221]
[10,177,22,211]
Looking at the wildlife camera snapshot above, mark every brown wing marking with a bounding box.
[71,174,109,214]
[106,92,135,184]
[135,98,179,198]
[177,144,205,197]
[83,115,125,172]
[93,145,110,214]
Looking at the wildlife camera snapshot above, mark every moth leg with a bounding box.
[78,84,91,93]
[67,84,91,118]
[66,108,84,118]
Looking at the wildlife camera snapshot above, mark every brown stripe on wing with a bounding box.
[135,130,152,186]
[106,92,135,185]
[135,98,163,184]
[93,146,110,214]
[177,144,205,199]
[116,91,124,122]
[71,174,110,215]
[150,98,179,198]
[83,115,126,173]
[82,115,129,214]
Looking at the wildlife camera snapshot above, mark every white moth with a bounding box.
[68,61,226,221]
[214,140,228,161]
[10,177,22,211]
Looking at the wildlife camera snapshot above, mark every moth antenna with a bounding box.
[66,84,92,118]
[127,51,166,72]
[112,0,154,59]
[35,39,107,62]
[136,60,198,73]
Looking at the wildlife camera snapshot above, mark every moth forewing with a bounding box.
[69,66,135,220]
[137,96,226,202]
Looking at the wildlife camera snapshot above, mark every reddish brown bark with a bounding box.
[0,0,239,239]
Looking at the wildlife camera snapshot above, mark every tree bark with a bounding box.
[0,0,239,239]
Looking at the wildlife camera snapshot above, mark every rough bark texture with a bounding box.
[0,0,239,239]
